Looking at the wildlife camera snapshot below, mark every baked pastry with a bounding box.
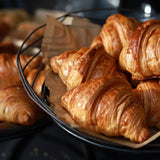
[90,36,103,47]
[0,83,45,125]
[100,14,140,59]
[0,42,18,54]
[16,21,46,45]
[27,68,45,97]
[0,53,42,84]
[0,21,10,41]
[1,9,30,28]
[133,80,160,129]
[119,19,160,80]
[61,77,149,143]
[50,44,121,90]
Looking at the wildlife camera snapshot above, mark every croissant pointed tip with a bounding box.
[18,112,32,125]
[138,128,150,143]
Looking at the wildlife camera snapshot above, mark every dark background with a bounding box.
[0,0,160,15]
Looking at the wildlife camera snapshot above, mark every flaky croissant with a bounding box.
[62,77,149,143]
[0,84,45,125]
[50,44,124,90]
[119,19,160,80]
[133,80,160,129]
[100,14,140,59]
[90,36,103,47]
[0,53,42,84]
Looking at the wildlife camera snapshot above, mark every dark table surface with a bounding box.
[0,117,160,160]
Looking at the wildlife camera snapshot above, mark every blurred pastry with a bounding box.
[0,83,45,126]
[27,67,45,97]
[0,53,42,84]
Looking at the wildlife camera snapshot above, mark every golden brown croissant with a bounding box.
[50,44,120,90]
[27,68,45,97]
[119,19,160,80]
[0,53,42,84]
[61,77,149,143]
[90,36,103,47]
[0,84,45,125]
[133,80,160,129]
[100,14,140,59]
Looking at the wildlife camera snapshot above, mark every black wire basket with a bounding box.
[17,8,160,153]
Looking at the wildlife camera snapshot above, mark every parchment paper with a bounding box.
[41,15,101,64]
[42,15,160,149]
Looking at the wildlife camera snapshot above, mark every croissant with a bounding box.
[0,83,45,125]
[0,42,18,54]
[27,68,45,97]
[61,77,149,143]
[100,14,140,59]
[119,19,160,80]
[0,53,42,84]
[50,44,122,90]
[16,21,46,45]
[133,80,160,129]
[90,36,103,47]
[0,21,10,40]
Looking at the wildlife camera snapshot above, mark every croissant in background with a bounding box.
[27,67,45,97]
[62,77,149,143]
[50,44,125,90]
[119,19,160,80]
[0,53,42,84]
[16,21,46,45]
[1,9,30,29]
[0,21,10,41]
[99,14,140,59]
[133,80,160,129]
[0,84,45,125]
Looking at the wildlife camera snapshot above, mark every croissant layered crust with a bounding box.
[133,80,160,129]
[119,19,160,80]
[0,53,42,84]
[62,77,149,143]
[0,84,44,125]
[50,44,119,90]
[100,14,140,59]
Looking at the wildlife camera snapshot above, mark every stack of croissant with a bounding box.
[0,49,46,126]
[49,13,160,143]
[0,9,46,127]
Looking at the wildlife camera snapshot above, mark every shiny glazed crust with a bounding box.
[119,19,160,80]
[62,77,149,143]
[100,14,140,59]
[50,44,118,90]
